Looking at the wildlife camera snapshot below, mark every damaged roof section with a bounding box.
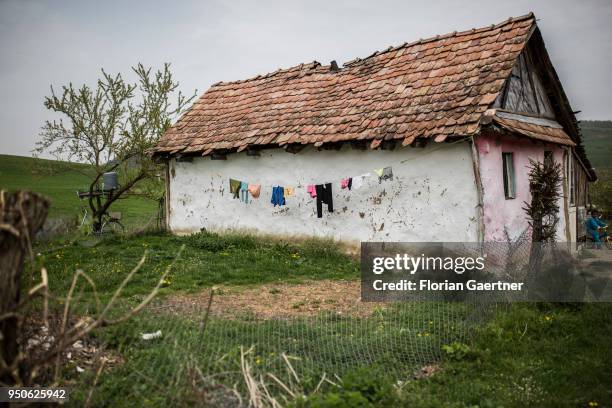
[155,13,537,156]
[486,110,575,146]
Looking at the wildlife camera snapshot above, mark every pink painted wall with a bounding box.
[475,133,567,242]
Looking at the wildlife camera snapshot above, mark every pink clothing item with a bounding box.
[340,178,350,189]
[307,184,317,198]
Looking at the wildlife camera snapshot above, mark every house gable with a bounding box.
[493,42,555,119]
[522,29,595,180]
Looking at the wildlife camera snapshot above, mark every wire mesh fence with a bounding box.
[81,298,490,406]
[67,233,540,407]
[25,225,584,407]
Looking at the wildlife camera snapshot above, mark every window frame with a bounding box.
[566,151,575,206]
[502,152,516,200]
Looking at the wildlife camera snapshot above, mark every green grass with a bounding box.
[286,304,612,408]
[74,303,464,407]
[35,231,469,407]
[34,230,360,301]
[0,154,158,228]
[400,303,612,407]
[29,232,612,407]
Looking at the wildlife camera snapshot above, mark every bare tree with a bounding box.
[36,64,196,232]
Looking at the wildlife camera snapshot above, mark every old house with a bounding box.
[153,13,595,244]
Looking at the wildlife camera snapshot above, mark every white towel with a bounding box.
[352,173,371,190]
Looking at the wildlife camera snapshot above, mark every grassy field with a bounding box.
[34,231,359,299]
[0,154,158,228]
[29,231,612,407]
[400,303,612,407]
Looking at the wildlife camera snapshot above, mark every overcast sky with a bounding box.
[1,0,611,157]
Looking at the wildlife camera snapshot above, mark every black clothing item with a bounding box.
[315,183,334,218]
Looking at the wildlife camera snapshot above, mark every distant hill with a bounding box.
[580,120,612,173]
[0,154,92,218]
[0,154,156,224]
[579,121,612,213]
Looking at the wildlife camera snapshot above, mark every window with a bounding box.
[502,152,516,199]
[544,150,553,166]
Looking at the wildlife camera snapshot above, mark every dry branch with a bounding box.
[0,189,185,387]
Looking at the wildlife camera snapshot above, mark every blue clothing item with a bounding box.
[586,216,607,242]
[271,186,285,207]
[239,181,249,203]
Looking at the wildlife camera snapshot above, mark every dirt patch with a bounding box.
[161,280,385,320]
[412,363,441,379]
[20,313,123,384]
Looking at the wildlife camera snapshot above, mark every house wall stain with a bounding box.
[168,143,480,243]
[475,133,567,242]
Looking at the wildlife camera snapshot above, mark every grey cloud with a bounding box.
[1,0,610,156]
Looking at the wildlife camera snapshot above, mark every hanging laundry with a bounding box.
[271,186,286,207]
[229,179,241,199]
[374,167,393,183]
[380,166,393,183]
[240,181,250,203]
[284,186,295,198]
[315,183,333,218]
[352,173,370,190]
[340,178,352,190]
[307,184,317,198]
[248,184,261,198]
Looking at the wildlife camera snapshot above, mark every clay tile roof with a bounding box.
[491,112,576,146]
[154,13,537,156]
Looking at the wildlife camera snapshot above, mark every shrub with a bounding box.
[442,341,475,361]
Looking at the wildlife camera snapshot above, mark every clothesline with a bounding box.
[223,136,471,218]
[228,167,391,191]
[228,168,392,218]
[221,135,470,188]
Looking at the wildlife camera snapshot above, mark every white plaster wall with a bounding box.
[168,143,480,243]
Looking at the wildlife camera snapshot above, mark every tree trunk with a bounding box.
[93,211,103,233]
[0,191,49,385]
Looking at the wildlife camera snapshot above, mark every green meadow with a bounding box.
[0,154,158,228]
